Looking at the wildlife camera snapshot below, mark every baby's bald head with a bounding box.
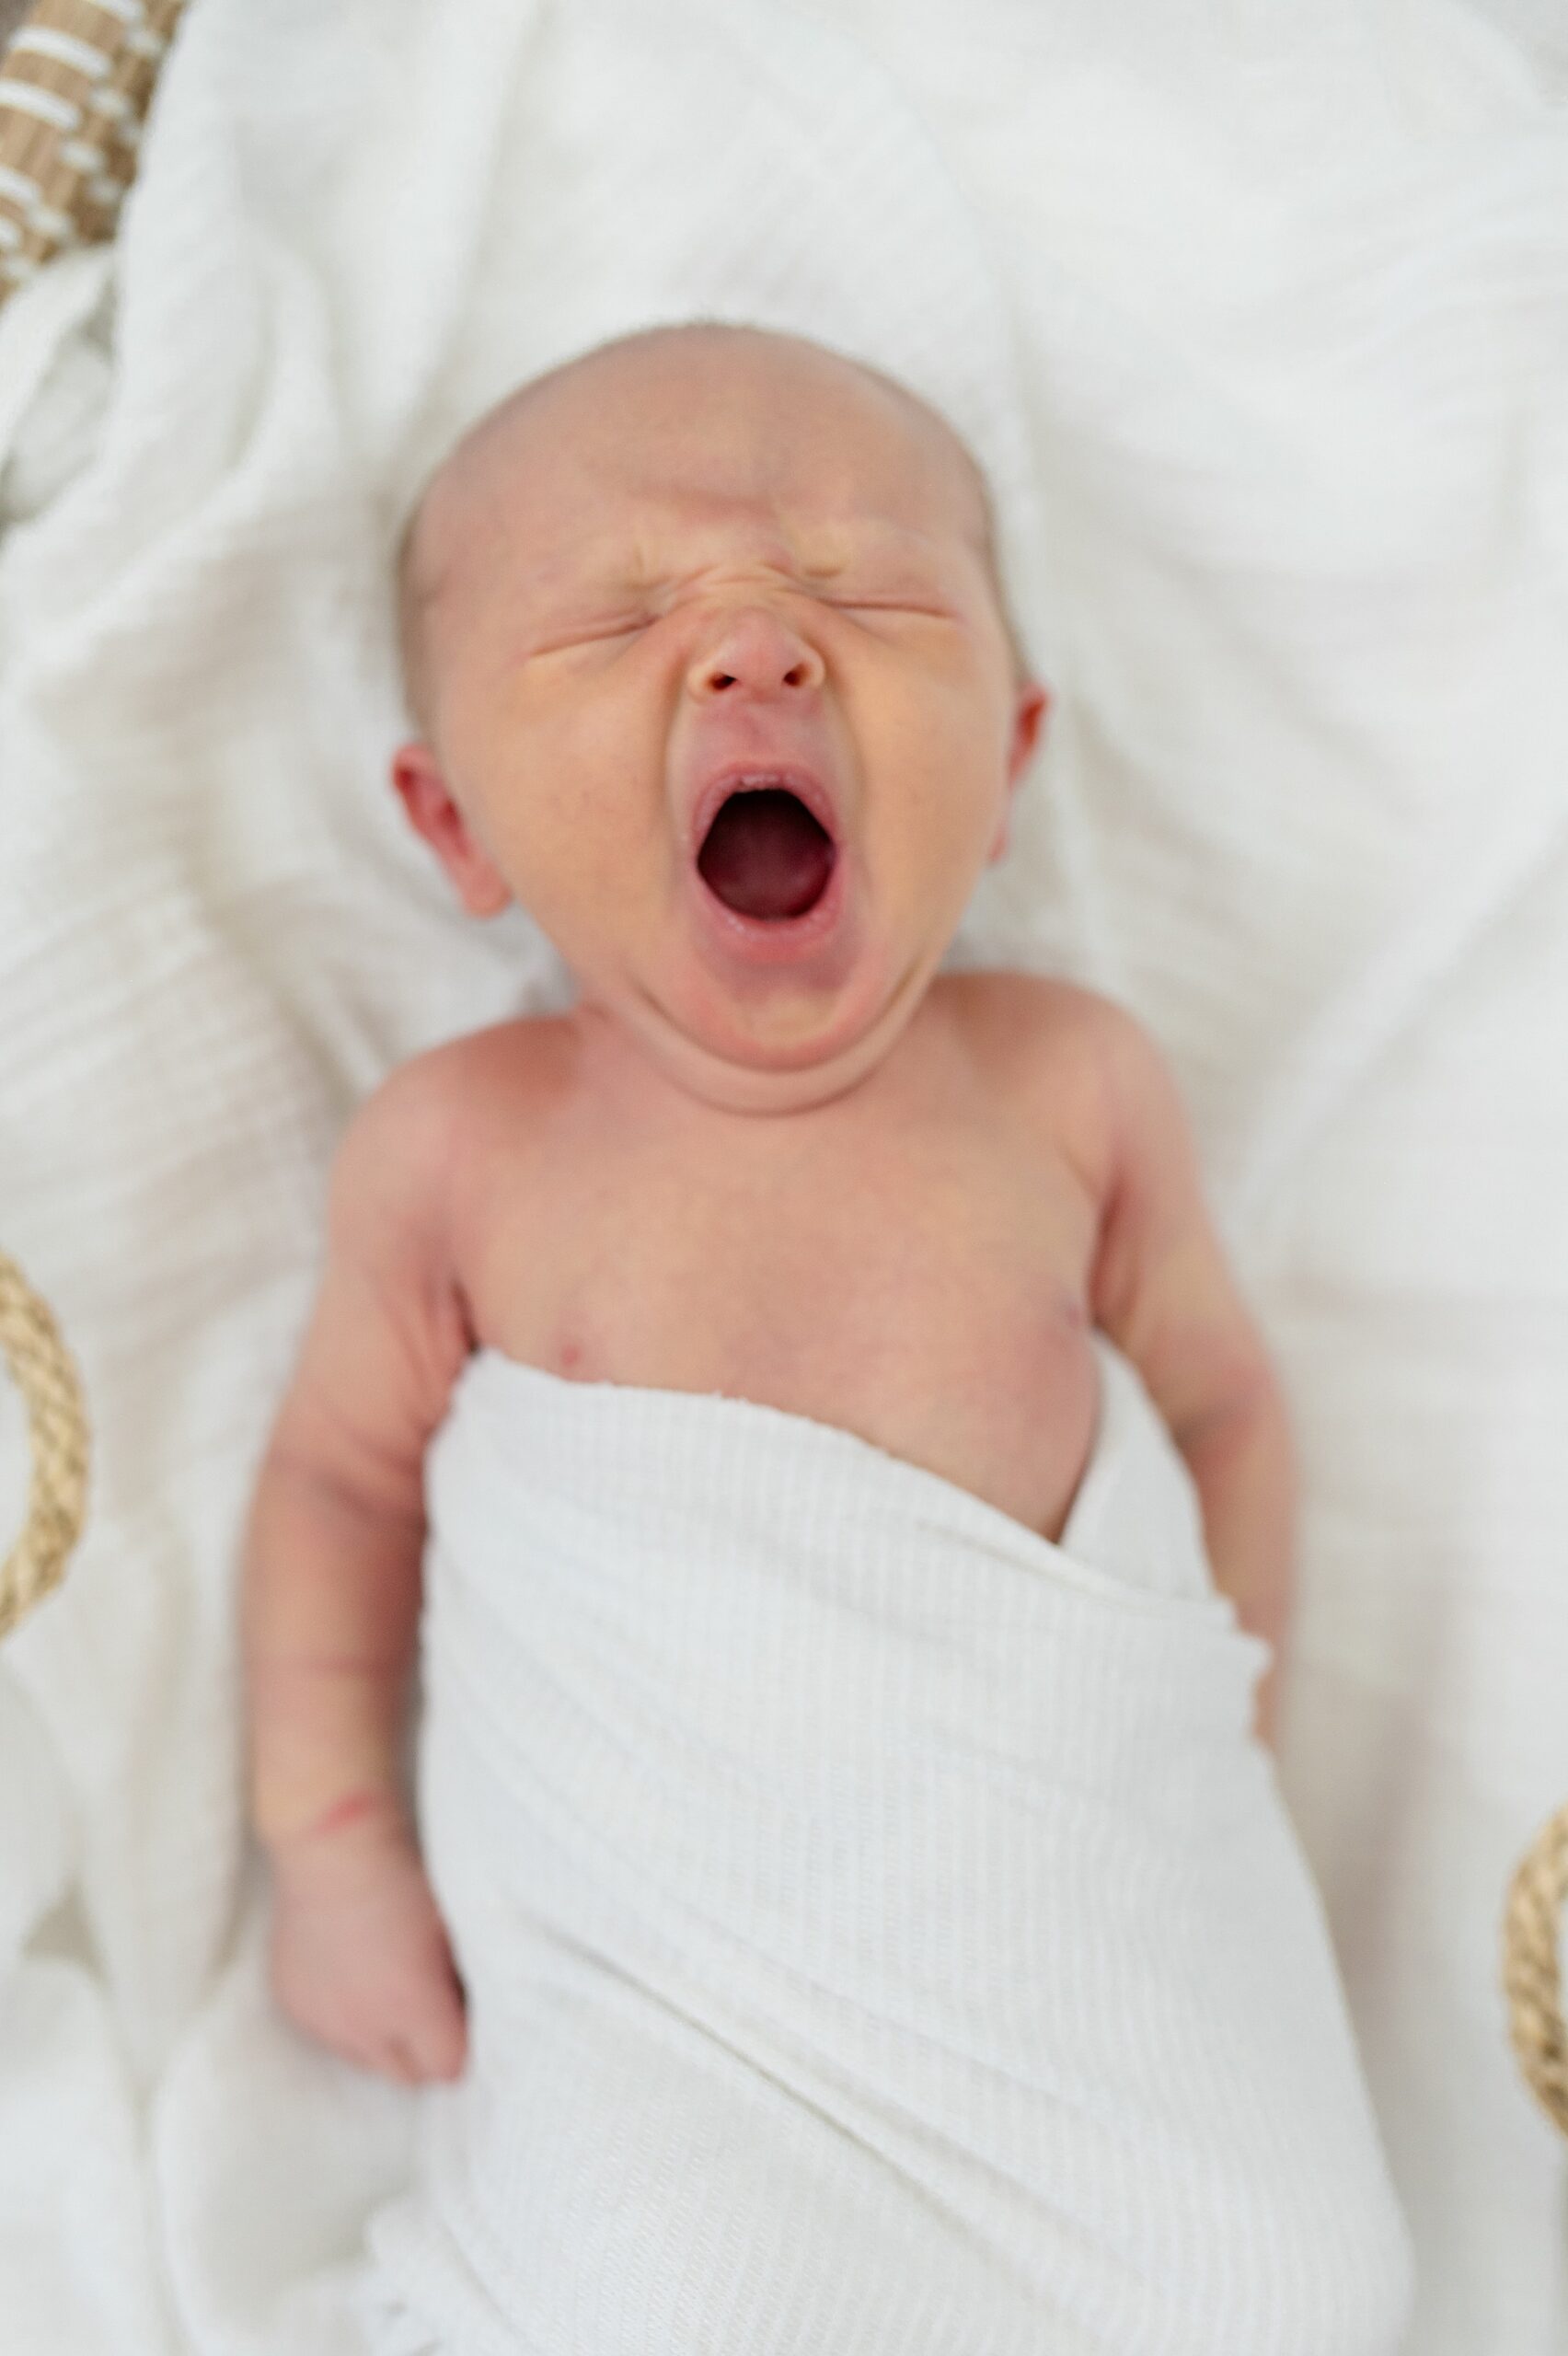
[395,322,1028,736]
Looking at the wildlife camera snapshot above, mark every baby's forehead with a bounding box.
[421,335,988,571]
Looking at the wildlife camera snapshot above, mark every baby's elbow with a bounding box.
[1171,1339,1293,1465]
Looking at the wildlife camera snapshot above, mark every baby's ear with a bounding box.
[390,742,513,918]
[987,683,1050,862]
[1007,680,1049,788]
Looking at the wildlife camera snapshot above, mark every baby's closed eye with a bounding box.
[813,564,959,620]
[827,596,954,618]
[526,613,655,656]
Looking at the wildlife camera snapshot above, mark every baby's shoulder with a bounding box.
[941,969,1167,1182]
[370,1012,569,1115]
[339,1017,566,1217]
[943,967,1146,1084]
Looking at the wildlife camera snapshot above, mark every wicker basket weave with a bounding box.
[1504,1807,1568,2135]
[0,0,185,302]
[0,1249,88,1638]
[1,0,1565,2153]
[0,0,139,1638]
[0,0,181,1635]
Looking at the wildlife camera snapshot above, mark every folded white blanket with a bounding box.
[352,1342,1411,2354]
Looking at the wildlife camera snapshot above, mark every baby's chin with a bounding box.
[609,932,936,1116]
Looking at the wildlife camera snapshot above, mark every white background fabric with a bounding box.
[0,0,1564,2348]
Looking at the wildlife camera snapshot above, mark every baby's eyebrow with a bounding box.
[804,535,964,597]
[790,521,940,578]
[517,538,638,596]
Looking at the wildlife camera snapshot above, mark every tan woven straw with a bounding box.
[4,0,1568,2148]
[0,0,186,304]
[0,0,121,1636]
[1504,1806,1568,2136]
[0,1248,89,1638]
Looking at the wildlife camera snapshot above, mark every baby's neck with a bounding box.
[566,989,944,1127]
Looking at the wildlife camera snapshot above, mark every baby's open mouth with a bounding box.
[696,782,837,921]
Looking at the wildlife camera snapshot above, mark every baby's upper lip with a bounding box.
[685,756,843,862]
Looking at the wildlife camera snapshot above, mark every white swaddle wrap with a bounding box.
[356,1338,1412,2356]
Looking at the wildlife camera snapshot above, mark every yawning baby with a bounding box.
[240,323,1410,2354]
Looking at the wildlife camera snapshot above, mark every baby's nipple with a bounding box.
[697,788,836,921]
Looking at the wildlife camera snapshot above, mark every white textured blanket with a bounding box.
[1,2,1566,2351]
[354,1342,1409,2354]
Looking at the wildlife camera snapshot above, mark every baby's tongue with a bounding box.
[697,788,835,920]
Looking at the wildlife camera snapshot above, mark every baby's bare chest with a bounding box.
[458,1091,1104,1543]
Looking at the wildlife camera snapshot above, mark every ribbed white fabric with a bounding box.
[351,1341,1411,2354]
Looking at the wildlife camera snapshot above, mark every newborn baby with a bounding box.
[238,324,1409,2351]
[245,319,1290,2085]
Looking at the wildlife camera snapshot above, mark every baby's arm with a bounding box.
[242,1057,474,2081]
[1079,1003,1296,1747]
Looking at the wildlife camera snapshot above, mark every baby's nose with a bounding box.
[686,606,825,702]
